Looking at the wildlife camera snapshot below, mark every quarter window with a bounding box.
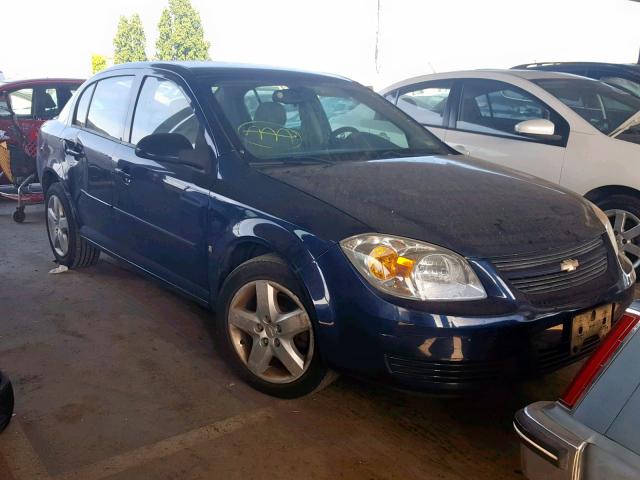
[457,80,551,138]
[86,76,134,140]
[396,84,451,126]
[131,76,201,146]
[74,84,95,128]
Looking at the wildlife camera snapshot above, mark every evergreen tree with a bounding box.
[155,0,210,61]
[113,14,148,64]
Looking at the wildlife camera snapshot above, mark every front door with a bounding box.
[445,79,568,182]
[114,74,213,300]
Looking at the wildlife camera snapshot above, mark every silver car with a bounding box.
[515,301,640,479]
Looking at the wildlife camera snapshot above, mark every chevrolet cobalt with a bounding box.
[37,62,635,397]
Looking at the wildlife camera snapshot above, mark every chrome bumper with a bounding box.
[514,402,586,480]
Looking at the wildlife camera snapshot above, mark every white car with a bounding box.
[381,70,640,270]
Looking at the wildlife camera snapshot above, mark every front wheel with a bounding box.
[45,183,100,268]
[596,194,640,274]
[216,254,334,398]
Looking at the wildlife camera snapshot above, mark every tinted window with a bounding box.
[74,83,95,128]
[457,80,551,138]
[131,76,201,146]
[208,76,448,162]
[397,83,451,126]
[5,88,34,118]
[36,87,60,120]
[86,76,134,140]
[533,78,640,134]
[600,76,640,98]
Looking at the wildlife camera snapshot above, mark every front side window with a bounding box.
[533,78,640,135]
[6,88,34,118]
[86,76,134,140]
[396,83,452,126]
[131,76,201,146]
[457,80,551,138]
[206,75,449,162]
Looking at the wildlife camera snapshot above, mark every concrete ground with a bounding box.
[0,199,610,480]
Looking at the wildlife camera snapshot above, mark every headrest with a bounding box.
[253,102,286,126]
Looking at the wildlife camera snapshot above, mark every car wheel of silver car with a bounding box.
[45,182,101,268]
[597,194,640,276]
[216,254,335,398]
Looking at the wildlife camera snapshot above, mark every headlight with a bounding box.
[340,234,486,301]
[589,202,619,255]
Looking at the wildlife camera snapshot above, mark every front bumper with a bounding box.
[301,245,634,392]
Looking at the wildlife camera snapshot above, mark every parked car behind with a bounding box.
[38,62,635,398]
[513,62,640,98]
[0,78,83,184]
[515,302,640,480]
[381,70,640,272]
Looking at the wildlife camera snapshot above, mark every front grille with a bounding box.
[491,236,611,300]
[385,355,505,384]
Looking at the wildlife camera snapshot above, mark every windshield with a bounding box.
[533,78,640,135]
[204,75,450,163]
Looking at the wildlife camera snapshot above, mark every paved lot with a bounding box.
[0,199,595,479]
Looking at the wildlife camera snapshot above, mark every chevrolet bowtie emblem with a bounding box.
[560,259,579,272]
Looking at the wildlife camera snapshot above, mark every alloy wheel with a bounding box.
[606,208,640,269]
[227,280,314,384]
[47,195,69,257]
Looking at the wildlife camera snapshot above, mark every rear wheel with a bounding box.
[596,194,640,274]
[45,182,100,268]
[216,254,334,398]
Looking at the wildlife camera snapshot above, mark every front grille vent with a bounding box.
[491,236,609,297]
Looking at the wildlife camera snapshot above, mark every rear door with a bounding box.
[113,72,214,300]
[385,80,453,143]
[66,75,136,246]
[444,79,568,182]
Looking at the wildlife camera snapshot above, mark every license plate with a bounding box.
[570,304,613,356]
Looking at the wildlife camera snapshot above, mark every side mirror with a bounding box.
[514,118,557,137]
[135,133,194,164]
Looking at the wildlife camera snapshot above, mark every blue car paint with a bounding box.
[37,62,634,391]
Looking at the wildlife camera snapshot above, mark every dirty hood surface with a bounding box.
[258,155,605,259]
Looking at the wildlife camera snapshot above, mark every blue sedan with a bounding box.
[37,62,635,397]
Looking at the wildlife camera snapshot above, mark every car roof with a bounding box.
[106,61,352,82]
[381,69,588,93]
[513,61,640,71]
[0,78,85,90]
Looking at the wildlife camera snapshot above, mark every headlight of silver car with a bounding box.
[590,202,619,255]
[340,234,486,301]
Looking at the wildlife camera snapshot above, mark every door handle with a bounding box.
[63,139,83,158]
[114,167,133,185]
[452,144,470,156]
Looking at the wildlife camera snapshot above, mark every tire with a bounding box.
[12,208,25,223]
[0,372,14,433]
[596,194,640,275]
[216,254,334,398]
[45,182,100,268]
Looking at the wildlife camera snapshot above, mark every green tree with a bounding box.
[91,54,107,74]
[155,0,210,61]
[113,14,148,64]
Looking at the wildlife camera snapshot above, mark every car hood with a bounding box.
[257,155,605,258]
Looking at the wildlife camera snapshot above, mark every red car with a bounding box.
[0,78,84,183]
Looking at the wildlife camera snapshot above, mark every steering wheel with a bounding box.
[330,126,361,143]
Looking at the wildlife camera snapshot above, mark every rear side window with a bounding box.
[86,76,134,140]
[74,83,95,128]
[6,88,34,118]
[396,83,452,127]
[457,80,551,138]
[130,76,201,146]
